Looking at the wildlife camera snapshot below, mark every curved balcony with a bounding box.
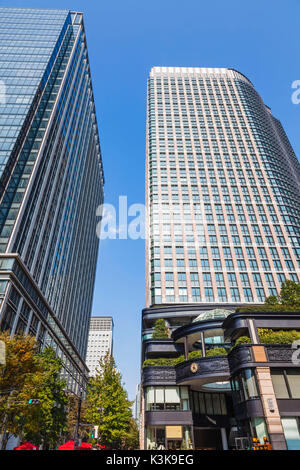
[175,356,230,387]
[142,354,230,388]
[228,344,296,375]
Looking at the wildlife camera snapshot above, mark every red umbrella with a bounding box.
[78,442,92,450]
[58,440,75,450]
[58,440,92,450]
[14,442,39,450]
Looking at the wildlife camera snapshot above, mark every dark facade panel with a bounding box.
[142,366,177,387]
[145,411,193,426]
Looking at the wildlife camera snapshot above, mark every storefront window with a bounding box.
[251,417,268,444]
[146,426,165,450]
[146,426,193,450]
[281,418,300,450]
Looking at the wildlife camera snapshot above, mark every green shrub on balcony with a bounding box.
[258,328,300,344]
[142,347,229,368]
[152,318,169,339]
[230,329,300,350]
[142,355,185,368]
[187,350,202,360]
[236,280,300,314]
[235,336,251,346]
[206,347,227,357]
[235,305,300,314]
[230,336,251,350]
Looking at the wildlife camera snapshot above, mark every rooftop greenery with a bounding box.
[142,347,227,368]
[236,280,300,314]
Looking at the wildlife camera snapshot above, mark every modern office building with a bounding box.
[140,66,300,449]
[86,316,114,377]
[0,8,104,394]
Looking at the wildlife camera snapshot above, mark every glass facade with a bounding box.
[145,67,300,307]
[0,8,104,393]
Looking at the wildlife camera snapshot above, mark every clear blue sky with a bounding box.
[1,0,299,399]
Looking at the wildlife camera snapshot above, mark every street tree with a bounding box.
[65,394,92,442]
[86,352,133,449]
[21,348,68,449]
[0,332,37,450]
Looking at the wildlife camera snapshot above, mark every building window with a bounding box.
[251,417,269,445]
[281,418,300,450]
[191,390,227,416]
[271,369,300,399]
[231,369,259,403]
[145,386,190,411]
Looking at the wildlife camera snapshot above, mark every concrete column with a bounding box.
[247,319,259,344]
[184,336,188,360]
[220,428,228,450]
[200,331,206,357]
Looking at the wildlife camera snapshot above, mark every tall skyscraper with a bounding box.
[86,316,114,377]
[146,66,299,310]
[0,8,104,394]
[140,67,300,450]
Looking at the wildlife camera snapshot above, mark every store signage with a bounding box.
[166,426,182,439]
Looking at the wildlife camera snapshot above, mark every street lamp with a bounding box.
[73,388,83,450]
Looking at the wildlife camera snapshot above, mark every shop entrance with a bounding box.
[193,427,223,450]
[166,439,182,450]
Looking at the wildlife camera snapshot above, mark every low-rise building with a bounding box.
[140,306,300,450]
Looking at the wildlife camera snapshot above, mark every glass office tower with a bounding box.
[141,67,300,449]
[0,8,104,393]
[146,66,300,309]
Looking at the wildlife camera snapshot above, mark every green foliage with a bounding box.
[230,336,251,350]
[265,295,279,306]
[280,280,300,306]
[86,352,133,449]
[142,347,229,367]
[21,348,68,449]
[258,328,300,345]
[0,332,37,449]
[142,355,185,367]
[187,350,202,360]
[236,304,300,313]
[123,418,139,449]
[65,395,91,442]
[152,319,169,339]
[236,281,300,314]
[0,334,67,449]
[206,347,227,357]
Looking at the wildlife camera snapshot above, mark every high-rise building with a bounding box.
[86,316,114,377]
[146,66,299,309]
[140,67,300,450]
[0,8,104,394]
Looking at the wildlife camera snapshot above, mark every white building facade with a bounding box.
[86,316,114,377]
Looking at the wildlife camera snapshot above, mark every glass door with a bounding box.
[166,439,182,450]
[281,418,300,450]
